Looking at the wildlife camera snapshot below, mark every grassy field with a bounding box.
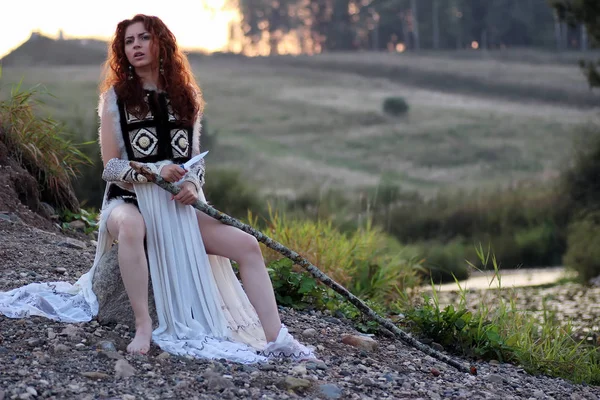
[1,50,599,202]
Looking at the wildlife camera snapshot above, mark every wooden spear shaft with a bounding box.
[130,161,475,375]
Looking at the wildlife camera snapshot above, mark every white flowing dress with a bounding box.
[0,86,270,364]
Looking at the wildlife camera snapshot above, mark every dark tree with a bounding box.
[550,0,600,87]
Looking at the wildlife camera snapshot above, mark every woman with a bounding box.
[0,14,314,364]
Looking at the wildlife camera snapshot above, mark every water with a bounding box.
[430,266,567,292]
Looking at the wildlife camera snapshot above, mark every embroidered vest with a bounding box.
[117,90,193,164]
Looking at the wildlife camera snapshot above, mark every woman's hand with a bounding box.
[160,164,187,183]
[172,181,198,205]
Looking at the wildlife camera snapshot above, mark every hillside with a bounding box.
[0,33,210,67]
[0,33,108,67]
[262,51,600,109]
[1,52,599,204]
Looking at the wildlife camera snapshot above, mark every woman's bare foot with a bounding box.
[127,317,153,354]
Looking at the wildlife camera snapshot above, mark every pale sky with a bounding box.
[0,0,237,58]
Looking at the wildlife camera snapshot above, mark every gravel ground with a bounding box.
[1,217,599,400]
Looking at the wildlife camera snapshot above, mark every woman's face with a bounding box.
[124,21,156,69]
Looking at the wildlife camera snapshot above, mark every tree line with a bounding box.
[231,0,593,55]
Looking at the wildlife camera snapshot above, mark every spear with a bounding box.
[130,161,476,375]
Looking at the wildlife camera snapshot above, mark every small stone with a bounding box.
[47,329,56,340]
[386,344,396,351]
[157,352,170,360]
[278,376,311,392]
[431,342,444,352]
[341,335,378,352]
[486,374,504,384]
[38,380,49,385]
[430,368,441,377]
[489,359,500,366]
[25,388,37,397]
[361,377,375,386]
[81,371,110,380]
[533,390,545,399]
[96,341,117,352]
[54,267,67,274]
[26,338,43,347]
[60,325,83,339]
[204,371,234,390]
[427,391,441,400]
[316,361,328,370]
[382,373,395,382]
[259,363,276,371]
[115,359,136,378]
[0,390,4,400]
[318,384,342,399]
[291,365,307,375]
[57,237,87,249]
[68,220,86,231]
[122,395,136,400]
[302,328,317,338]
[0,213,10,222]
[175,380,191,390]
[75,343,86,349]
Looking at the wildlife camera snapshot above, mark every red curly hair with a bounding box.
[99,14,203,123]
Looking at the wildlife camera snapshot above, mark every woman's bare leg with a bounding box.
[196,211,282,342]
[106,203,153,354]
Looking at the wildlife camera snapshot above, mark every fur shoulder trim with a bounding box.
[192,111,203,156]
[98,86,127,159]
[98,86,118,119]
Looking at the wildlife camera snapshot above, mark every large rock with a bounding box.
[92,245,157,327]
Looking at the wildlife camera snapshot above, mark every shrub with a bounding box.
[560,124,600,217]
[250,210,422,305]
[513,223,564,266]
[382,96,409,116]
[0,82,91,212]
[383,185,567,269]
[563,213,600,283]
[404,246,600,385]
[203,168,267,220]
[408,240,472,283]
[267,257,327,309]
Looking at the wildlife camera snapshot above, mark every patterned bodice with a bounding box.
[116,90,193,164]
